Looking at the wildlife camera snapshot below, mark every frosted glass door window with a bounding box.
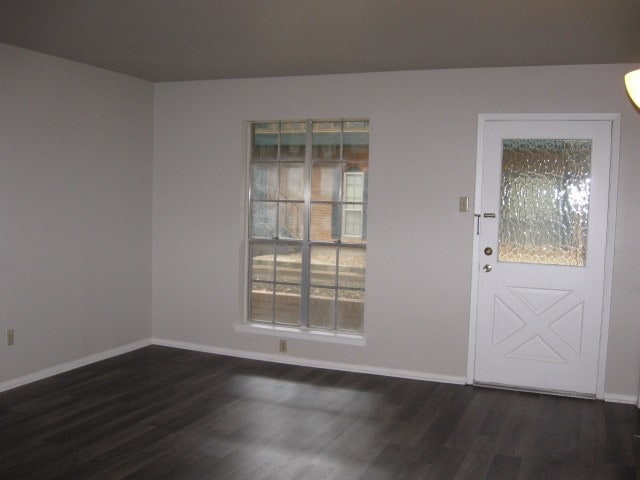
[498,139,592,266]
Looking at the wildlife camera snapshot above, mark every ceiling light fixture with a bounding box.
[625,68,640,108]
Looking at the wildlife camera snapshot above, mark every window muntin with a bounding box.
[247,120,368,333]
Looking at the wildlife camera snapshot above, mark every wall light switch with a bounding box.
[459,196,470,212]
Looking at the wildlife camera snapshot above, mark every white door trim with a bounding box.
[466,113,620,400]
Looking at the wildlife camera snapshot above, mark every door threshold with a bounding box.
[474,381,596,400]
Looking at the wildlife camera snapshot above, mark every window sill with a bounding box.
[234,323,367,346]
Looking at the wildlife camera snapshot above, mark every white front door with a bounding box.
[473,118,614,396]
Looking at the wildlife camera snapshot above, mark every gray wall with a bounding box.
[2,41,639,401]
[153,65,640,399]
[0,44,154,383]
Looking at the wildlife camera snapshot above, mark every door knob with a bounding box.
[484,247,493,256]
[483,264,492,272]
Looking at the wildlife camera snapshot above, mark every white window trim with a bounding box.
[234,322,367,346]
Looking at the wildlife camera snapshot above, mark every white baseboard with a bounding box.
[2,336,636,407]
[0,338,152,393]
[151,337,467,385]
[603,393,638,405]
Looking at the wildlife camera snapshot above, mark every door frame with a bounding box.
[466,113,621,399]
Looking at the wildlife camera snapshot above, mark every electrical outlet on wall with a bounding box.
[279,339,287,353]
[7,329,15,346]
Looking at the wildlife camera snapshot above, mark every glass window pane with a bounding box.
[499,139,591,266]
[249,282,273,322]
[341,206,367,244]
[251,164,277,200]
[279,163,304,201]
[344,172,364,202]
[310,203,340,241]
[312,122,340,160]
[338,248,366,289]
[250,201,276,238]
[345,164,368,202]
[310,246,337,287]
[280,122,306,161]
[276,244,302,284]
[278,202,304,240]
[250,243,274,281]
[311,163,341,201]
[343,121,369,161]
[309,287,335,329]
[343,209,362,237]
[252,123,278,161]
[337,289,364,332]
[275,285,300,326]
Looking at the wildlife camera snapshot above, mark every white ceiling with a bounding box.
[1,0,639,82]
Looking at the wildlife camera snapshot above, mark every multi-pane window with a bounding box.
[247,120,369,333]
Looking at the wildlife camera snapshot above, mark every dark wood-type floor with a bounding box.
[1,346,639,480]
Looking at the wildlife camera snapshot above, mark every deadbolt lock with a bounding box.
[483,264,492,272]
[484,247,493,256]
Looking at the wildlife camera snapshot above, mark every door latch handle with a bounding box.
[474,213,496,235]
[483,264,492,272]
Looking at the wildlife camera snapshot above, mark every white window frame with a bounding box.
[342,171,365,239]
